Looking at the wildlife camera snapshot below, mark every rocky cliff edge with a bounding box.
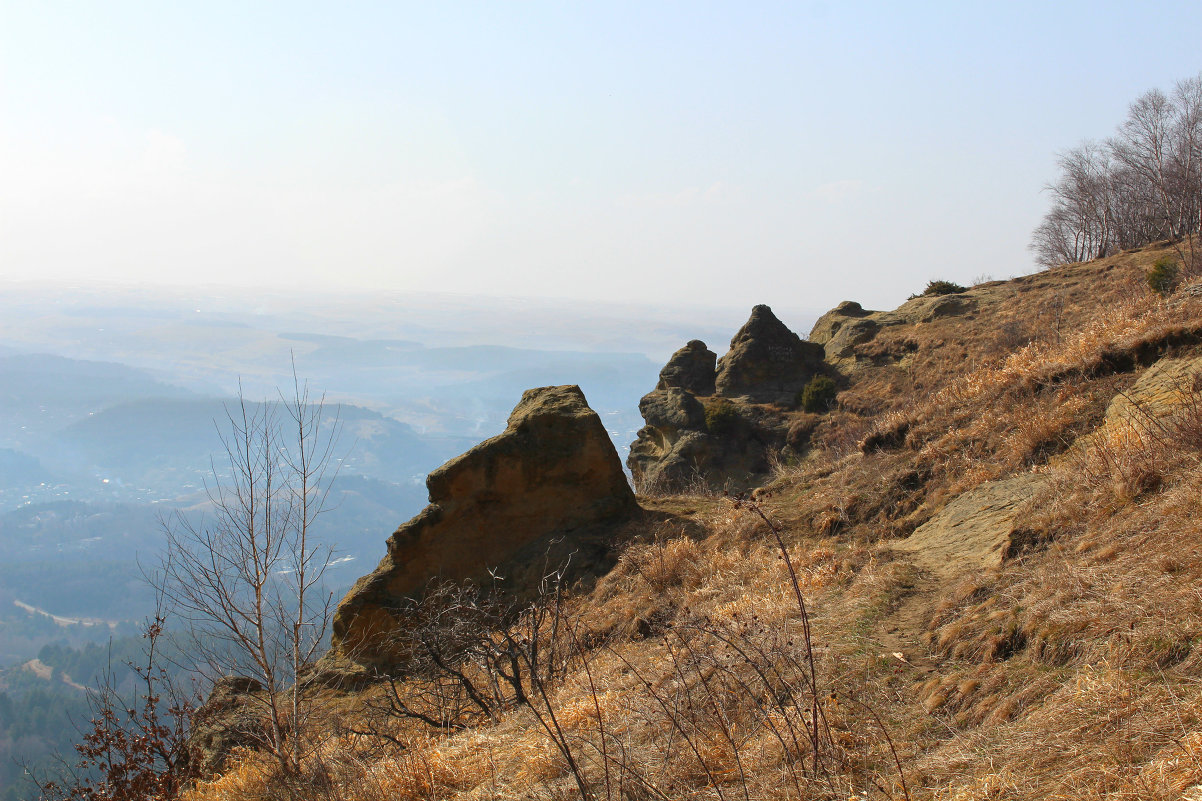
[329,384,637,670]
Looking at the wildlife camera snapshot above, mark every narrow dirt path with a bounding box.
[874,573,942,676]
[867,475,1047,676]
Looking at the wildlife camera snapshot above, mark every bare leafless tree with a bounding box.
[1031,141,1119,266]
[156,369,341,776]
[1032,73,1202,271]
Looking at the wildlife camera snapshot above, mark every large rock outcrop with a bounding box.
[626,391,789,492]
[810,293,978,369]
[628,306,817,492]
[627,388,713,492]
[715,305,825,404]
[330,385,637,668]
[809,301,888,363]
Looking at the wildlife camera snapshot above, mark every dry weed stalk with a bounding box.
[591,496,911,800]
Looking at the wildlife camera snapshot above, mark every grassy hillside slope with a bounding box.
[187,242,1202,800]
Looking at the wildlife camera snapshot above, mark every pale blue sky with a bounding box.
[2,1,1200,314]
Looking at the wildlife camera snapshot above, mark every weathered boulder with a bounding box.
[811,300,898,365]
[330,385,637,669]
[639,387,707,431]
[824,318,884,361]
[715,305,824,404]
[628,428,715,493]
[656,340,717,395]
[627,387,713,492]
[185,676,267,778]
[897,292,978,323]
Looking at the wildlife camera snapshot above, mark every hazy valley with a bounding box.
[0,287,792,659]
[6,7,1202,799]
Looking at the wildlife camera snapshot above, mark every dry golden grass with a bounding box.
[187,244,1202,801]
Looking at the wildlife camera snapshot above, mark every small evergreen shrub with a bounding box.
[704,398,741,434]
[1146,256,1180,296]
[798,375,838,413]
[919,279,968,297]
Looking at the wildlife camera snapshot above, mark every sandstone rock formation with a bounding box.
[1102,354,1202,426]
[627,388,712,491]
[715,305,825,404]
[1068,354,1202,460]
[809,301,889,363]
[627,306,817,491]
[808,300,871,344]
[656,339,717,395]
[810,293,978,368]
[627,394,789,492]
[330,385,637,669]
[893,475,1046,576]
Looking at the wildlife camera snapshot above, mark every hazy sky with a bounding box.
[3,2,1201,314]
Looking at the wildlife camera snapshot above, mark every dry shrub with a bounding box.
[915,398,1202,795]
[1072,372,1202,509]
[786,412,823,450]
[1000,388,1091,468]
[924,666,1202,801]
[1081,422,1166,504]
[813,410,876,458]
[366,745,462,800]
[184,750,274,800]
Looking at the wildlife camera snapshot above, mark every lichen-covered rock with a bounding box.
[715,305,824,404]
[656,340,717,395]
[329,385,637,669]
